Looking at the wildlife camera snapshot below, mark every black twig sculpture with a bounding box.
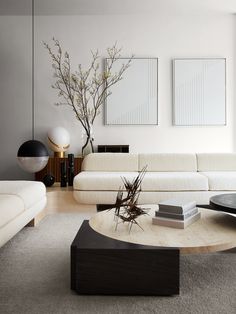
[112,166,149,232]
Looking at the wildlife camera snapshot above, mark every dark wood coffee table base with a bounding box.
[71,221,180,295]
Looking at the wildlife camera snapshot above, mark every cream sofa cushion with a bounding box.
[197,153,236,171]
[82,153,139,172]
[139,154,197,172]
[141,172,208,191]
[74,171,138,191]
[0,181,46,209]
[0,195,24,229]
[200,172,236,191]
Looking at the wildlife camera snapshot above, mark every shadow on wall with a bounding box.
[0,164,33,181]
[0,0,31,15]
[0,0,33,180]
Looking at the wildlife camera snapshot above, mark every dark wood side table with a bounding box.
[35,156,83,182]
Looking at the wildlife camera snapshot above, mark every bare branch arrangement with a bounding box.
[44,38,133,155]
[112,166,149,232]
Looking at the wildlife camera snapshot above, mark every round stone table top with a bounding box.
[89,207,236,254]
[210,193,236,214]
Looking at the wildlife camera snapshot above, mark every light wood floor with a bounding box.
[33,184,96,226]
[45,183,96,214]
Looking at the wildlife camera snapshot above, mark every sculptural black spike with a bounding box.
[112,166,149,232]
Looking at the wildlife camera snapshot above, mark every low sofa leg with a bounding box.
[26,209,46,227]
[26,218,36,227]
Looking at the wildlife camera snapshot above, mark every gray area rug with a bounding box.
[0,213,236,314]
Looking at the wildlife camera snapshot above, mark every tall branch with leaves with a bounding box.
[44,38,133,155]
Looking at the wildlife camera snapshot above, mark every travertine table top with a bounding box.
[89,206,236,254]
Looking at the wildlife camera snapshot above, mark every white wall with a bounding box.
[0,2,235,180]
[35,11,236,156]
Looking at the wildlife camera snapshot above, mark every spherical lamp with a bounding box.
[17,140,49,173]
[47,127,70,158]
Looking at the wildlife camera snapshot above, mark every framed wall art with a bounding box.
[105,58,158,125]
[173,58,226,126]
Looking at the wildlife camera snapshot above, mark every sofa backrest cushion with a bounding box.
[0,181,46,209]
[139,153,197,172]
[82,153,139,172]
[197,153,236,171]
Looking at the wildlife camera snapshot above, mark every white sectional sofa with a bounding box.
[73,153,236,205]
[0,181,46,248]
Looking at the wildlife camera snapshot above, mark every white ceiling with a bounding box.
[1,0,236,15]
[35,0,236,15]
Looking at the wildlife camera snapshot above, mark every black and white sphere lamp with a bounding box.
[17,140,49,173]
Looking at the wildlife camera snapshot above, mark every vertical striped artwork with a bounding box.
[173,59,226,126]
[105,58,158,125]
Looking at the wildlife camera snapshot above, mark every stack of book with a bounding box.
[152,200,201,229]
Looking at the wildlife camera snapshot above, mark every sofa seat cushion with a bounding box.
[0,181,46,209]
[141,172,209,191]
[74,172,139,191]
[200,172,236,191]
[0,195,25,228]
